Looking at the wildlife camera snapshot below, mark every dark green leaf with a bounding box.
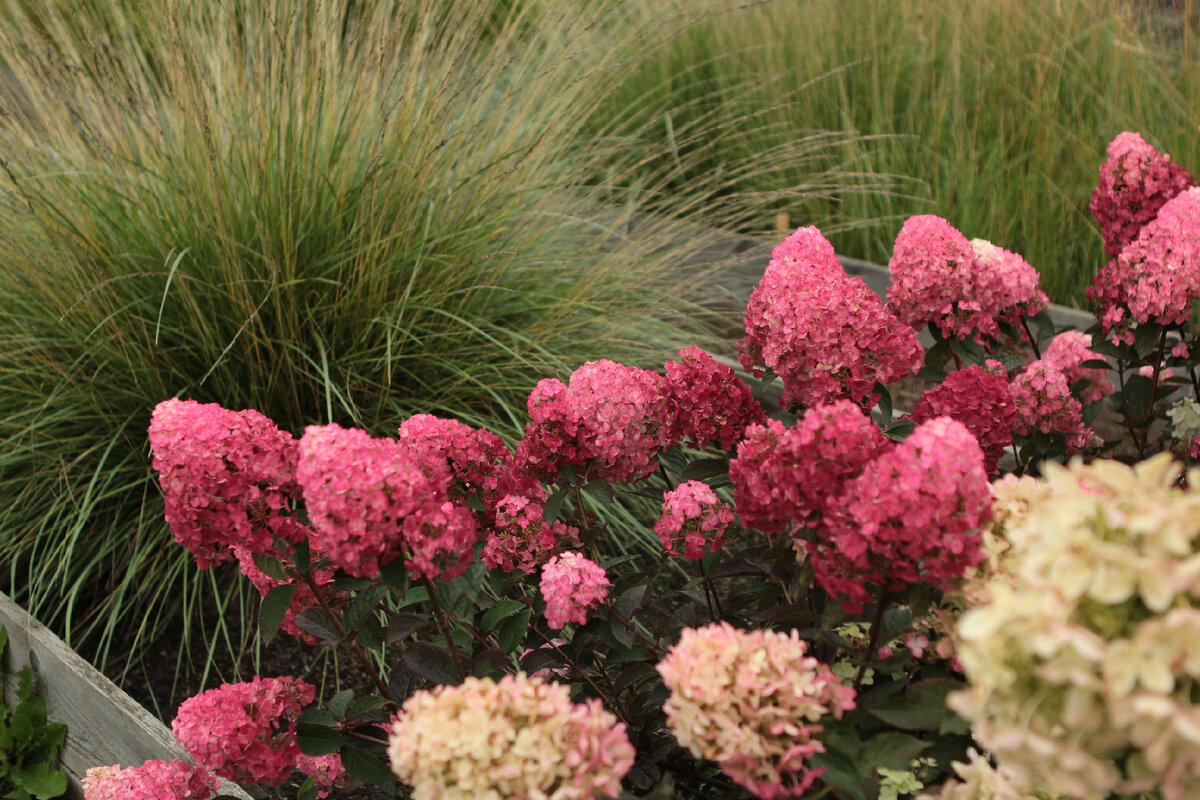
[543,489,568,525]
[810,749,869,800]
[379,558,407,588]
[297,708,337,727]
[334,575,376,591]
[295,723,342,756]
[387,612,432,643]
[679,458,729,481]
[328,690,354,722]
[251,553,288,581]
[869,678,964,731]
[481,600,527,632]
[612,584,648,617]
[294,609,341,646]
[341,745,396,788]
[584,480,615,504]
[404,642,460,685]
[498,608,532,653]
[388,662,417,705]
[879,606,914,645]
[1135,322,1165,359]
[343,583,389,632]
[346,695,393,721]
[1080,359,1112,370]
[882,418,917,442]
[874,382,893,421]
[1120,374,1155,419]
[11,761,66,799]
[259,584,298,644]
[861,733,934,771]
[296,777,317,800]
[948,336,987,365]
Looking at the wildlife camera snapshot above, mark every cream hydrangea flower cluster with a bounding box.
[656,622,856,798]
[387,673,634,800]
[916,750,1044,800]
[951,454,1200,800]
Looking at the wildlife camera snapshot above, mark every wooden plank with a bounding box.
[0,593,253,800]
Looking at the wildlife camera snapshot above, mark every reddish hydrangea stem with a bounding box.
[1020,318,1043,360]
[291,567,394,703]
[421,575,467,681]
[657,461,675,491]
[854,589,890,690]
[698,558,724,621]
[341,728,390,747]
[532,629,630,726]
[1189,363,1200,404]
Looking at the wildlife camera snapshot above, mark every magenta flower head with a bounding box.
[388,674,634,800]
[1041,330,1114,405]
[1089,131,1195,258]
[481,491,581,573]
[514,360,671,484]
[655,480,735,559]
[82,759,219,800]
[664,346,766,449]
[540,550,610,629]
[812,417,992,612]
[656,622,856,799]
[1010,361,1095,452]
[739,226,922,410]
[908,362,1015,474]
[1113,186,1200,329]
[730,400,890,535]
[172,676,315,786]
[297,423,478,580]
[396,413,511,505]
[888,217,1047,344]
[148,398,302,568]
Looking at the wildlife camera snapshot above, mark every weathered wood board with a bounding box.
[0,592,253,800]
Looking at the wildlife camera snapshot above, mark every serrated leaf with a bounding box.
[343,583,389,632]
[543,489,568,525]
[498,608,532,653]
[295,723,342,756]
[294,609,341,646]
[259,584,298,644]
[404,642,460,685]
[860,732,934,771]
[387,612,432,643]
[481,600,527,632]
[328,689,354,721]
[341,745,396,787]
[251,553,288,581]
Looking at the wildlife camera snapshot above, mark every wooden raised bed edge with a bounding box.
[0,592,252,800]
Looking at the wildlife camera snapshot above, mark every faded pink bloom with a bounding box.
[297,423,477,579]
[812,417,992,612]
[657,622,855,799]
[481,491,581,573]
[293,753,346,799]
[1010,362,1094,451]
[888,217,1046,343]
[738,226,922,410]
[172,676,315,786]
[655,480,735,559]
[1041,331,1114,405]
[513,360,671,484]
[82,760,219,800]
[730,401,890,535]
[1173,341,1191,359]
[148,398,303,568]
[1089,131,1195,258]
[1190,436,1200,460]
[908,362,1015,474]
[540,551,609,629]
[388,674,634,800]
[664,346,765,449]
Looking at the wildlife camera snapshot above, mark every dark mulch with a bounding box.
[98,612,399,800]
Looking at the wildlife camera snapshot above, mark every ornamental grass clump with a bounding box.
[951,455,1200,800]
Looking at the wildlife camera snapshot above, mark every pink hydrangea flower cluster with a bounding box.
[396,413,510,505]
[540,551,610,629]
[908,362,1015,474]
[1040,330,1114,404]
[810,417,991,612]
[664,346,766,449]
[730,401,890,535]
[82,759,219,800]
[1089,131,1195,258]
[738,226,922,410]
[1009,361,1095,451]
[514,360,671,484]
[481,491,581,573]
[388,673,634,800]
[293,753,348,799]
[232,544,345,642]
[655,480,735,559]
[172,676,315,786]
[148,398,303,568]
[296,423,477,579]
[887,216,1047,342]
[656,622,856,799]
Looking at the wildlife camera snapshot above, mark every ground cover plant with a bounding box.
[0,0,878,669]
[82,125,1200,799]
[594,0,1200,307]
